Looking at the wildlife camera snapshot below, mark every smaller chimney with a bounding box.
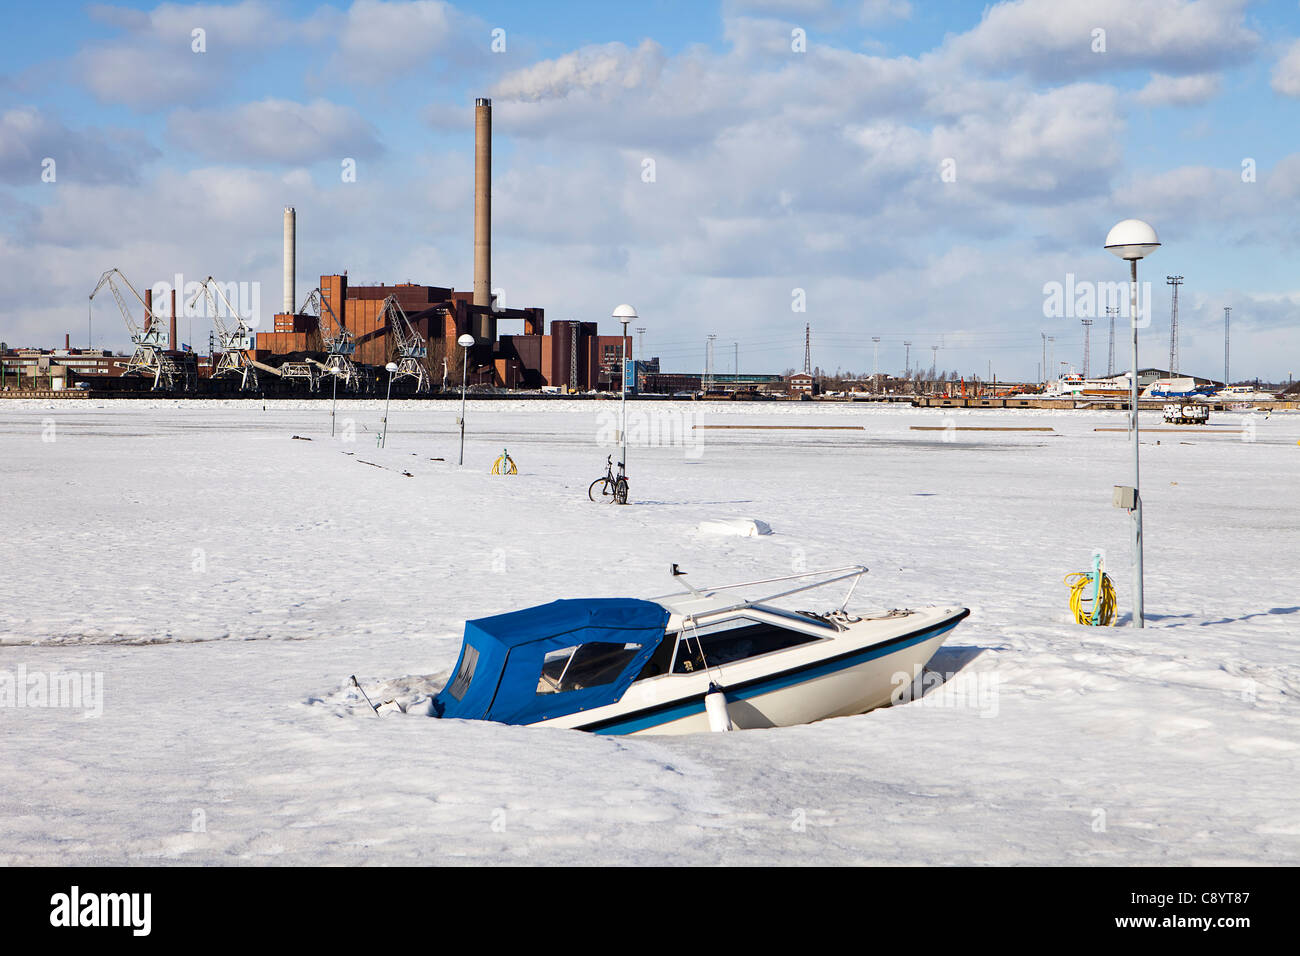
[65,333,70,350]
[144,288,153,334]
[171,289,178,351]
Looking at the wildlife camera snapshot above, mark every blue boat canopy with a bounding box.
[433,598,670,725]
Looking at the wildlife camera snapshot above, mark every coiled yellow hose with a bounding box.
[1064,566,1117,626]
[491,449,517,475]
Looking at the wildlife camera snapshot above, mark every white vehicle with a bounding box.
[431,566,970,735]
[1163,402,1210,424]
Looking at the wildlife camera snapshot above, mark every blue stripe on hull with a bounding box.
[584,616,964,735]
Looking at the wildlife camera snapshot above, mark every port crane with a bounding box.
[379,294,430,392]
[88,268,189,390]
[298,288,359,389]
[188,276,260,391]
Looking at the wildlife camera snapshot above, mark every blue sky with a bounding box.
[3,0,1300,381]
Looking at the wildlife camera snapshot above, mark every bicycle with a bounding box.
[588,455,629,504]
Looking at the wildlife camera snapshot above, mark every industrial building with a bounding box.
[245,97,631,393]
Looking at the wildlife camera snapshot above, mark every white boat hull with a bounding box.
[536,605,969,736]
[627,630,952,736]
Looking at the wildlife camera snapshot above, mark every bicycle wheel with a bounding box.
[613,477,629,505]
[588,478,609,501]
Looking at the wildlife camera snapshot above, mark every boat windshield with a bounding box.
[661,614,822,675]
[626,613,821,681]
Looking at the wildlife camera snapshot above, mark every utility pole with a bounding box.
[930,344,939,383]
[872,336,881,392]
[1106,307,1118,377]
[1081,319,1093,378]
[802,324,811,375]
[1223,307,1231,385]
[734,341,738,376]
[1167,275,1183,375]
[1041,332,1048,385]
[1048,336,1056,384]
[904,341,912,379]
[705,334,716,392]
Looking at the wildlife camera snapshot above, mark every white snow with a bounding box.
[698,517,772,537]
[1,397,1298,864]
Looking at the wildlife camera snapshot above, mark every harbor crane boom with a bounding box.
[298,288,359,390]
[88,268,186,390]
[188,275,259,391]
[379,294,430,393]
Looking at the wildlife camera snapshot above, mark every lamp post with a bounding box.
[381,361,398,448]
[330,368,339,438]
[612,304,637,492]
[1105,218,1161,628]
[457,333,475,465]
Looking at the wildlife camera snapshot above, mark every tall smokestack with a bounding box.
[170,289,178,351]
[144,288,153,335]
[283,206,296,314]
[473,98,491,319]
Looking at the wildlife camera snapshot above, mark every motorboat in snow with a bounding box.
[431,566,970,735]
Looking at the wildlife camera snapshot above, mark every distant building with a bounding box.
[786,372,816,394]
[1,346,125,389]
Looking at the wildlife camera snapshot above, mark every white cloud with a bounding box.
[78,0,299,109]
[1135,71,1221,106]
[946,0,1258,81]
[1271,39,1300,97]
[0,107,156,185]
[330,0,477,84]
[167,99,382,164]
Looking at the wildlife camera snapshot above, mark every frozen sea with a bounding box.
[1,397,1297,865]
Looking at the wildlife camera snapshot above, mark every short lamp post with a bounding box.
[457,333,475,466]
[1104,218,1160,629]
[612,304,637,484]
[381,361,398,448]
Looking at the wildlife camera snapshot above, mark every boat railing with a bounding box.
[663,564,868,619]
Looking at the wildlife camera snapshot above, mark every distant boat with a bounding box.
[1218,385,1279,403]
[1043,372,1132,399]
[1142,377,1217,399]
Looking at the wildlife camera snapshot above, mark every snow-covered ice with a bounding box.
[1,398,1297,864]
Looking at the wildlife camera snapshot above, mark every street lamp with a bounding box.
[381,361,398,448]
[457,333,475,465]
[1105,217,1160,629]
[612,304,637,498]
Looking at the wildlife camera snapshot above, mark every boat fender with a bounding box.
[705,683,733,733]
